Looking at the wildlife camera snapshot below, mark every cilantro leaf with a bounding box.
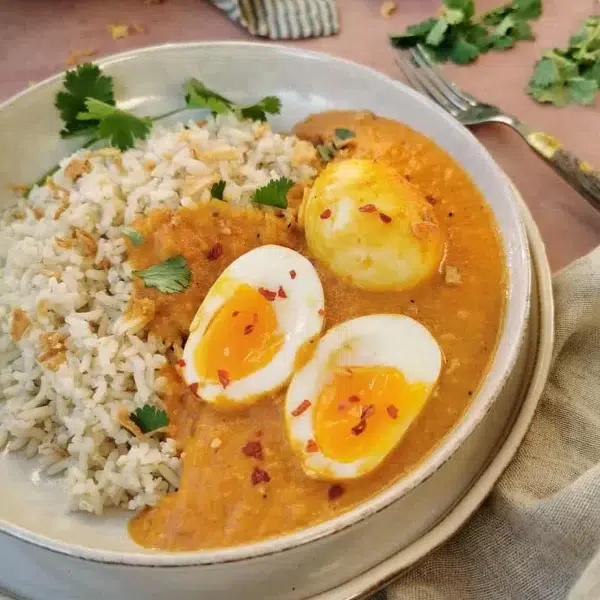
[55,63,115,138]
[122,227,144,246]
[130,405,169,433]
[210,180,226,200]
[184,78,233,114]
[133,255,191,293]
[239,96,281,121]
[77,98,152,151]
[450,37,480,64]
[567,77,598,105]
[426,19,450,46]
[252,177,293,209]
[334,127,356,140]
[530,57,561,88]
[316,142,337,162]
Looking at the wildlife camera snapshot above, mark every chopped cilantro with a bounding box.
[55,63,115,138]
[528,16,600,107]
[239,96,281,122]
[252,177,294,209]
[390,0,541,65]
[121,227,144,246]
[77,98,152,151]
[334,127,356,140]
[316,128,356,163]
[133,255,191,294]
[130,405,169,433]
[211,180,226,200]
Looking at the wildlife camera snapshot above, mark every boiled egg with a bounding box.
[301,158,445,291]
[285,314,442,480]
[182,245,325,405]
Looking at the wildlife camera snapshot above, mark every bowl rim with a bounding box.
[0,40,531,567]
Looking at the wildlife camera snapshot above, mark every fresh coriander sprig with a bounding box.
[130,405,169,433]
[252,177,294,209]
[210,180,226,201]
[133,255,191,294]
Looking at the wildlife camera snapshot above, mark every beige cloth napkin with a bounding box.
[372,246,600,600]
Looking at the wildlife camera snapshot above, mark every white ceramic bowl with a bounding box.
[0,42,530,600]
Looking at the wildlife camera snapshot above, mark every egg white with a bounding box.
[182,245,325,405]
[285,314,442,480]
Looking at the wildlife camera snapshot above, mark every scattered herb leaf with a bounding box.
[133,255,191,293]
[130,405,169,433]
[210,180,226,200]
[252,177,293,209]
[238,96,281,121]
[528,16,600,107]
[334,127,356,140]
[121,227,144,246]
[316,128,356,163]
[55,63,115,138]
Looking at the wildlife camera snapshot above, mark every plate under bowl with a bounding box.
[0,42,530,599]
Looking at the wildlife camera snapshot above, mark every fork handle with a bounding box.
[515,124,600,212]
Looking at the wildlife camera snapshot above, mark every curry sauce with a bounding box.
[128,112,506,550]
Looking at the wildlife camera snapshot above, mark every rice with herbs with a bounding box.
[0,115,316,514]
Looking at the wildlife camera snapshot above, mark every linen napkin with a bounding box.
[368,246,600,600]
[211,0,339,39]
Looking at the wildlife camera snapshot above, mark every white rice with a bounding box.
[0,114,316,514]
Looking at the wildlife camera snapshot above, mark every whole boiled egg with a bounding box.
[182,245,325,405]
[301,158,445,291]
[285,314,442,480]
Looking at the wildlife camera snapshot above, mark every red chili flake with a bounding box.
[328,484,344,501]
[251,466,271,485]
[318,308,325,316]
[320,209,332,220]
[387,404,398,420]
[348,395,360,403]
[232,311,240,317]
[358,204,377,213]
[337,400,349,412]
[425,194,437,205]
[289,270,297,280]
[361,404,375,419]
[189,382,199,395]
[217,369,230,388]
[244,324,254,335]
[291,399,311,417]
[255,430,263,438]
[275,210,286,219]
[258,287,277,301]
[379,212,392,224]
[351,419,367,436]
[176,359,186,368]
[242,440,263,460]
[206,243,223,261]
[306,439,319,453]
[277,286,287,299]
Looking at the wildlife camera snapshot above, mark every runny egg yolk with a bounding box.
[193,283,284,383]
[313,366,429,464]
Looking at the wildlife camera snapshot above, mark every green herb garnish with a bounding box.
[133,255,191,294]
[55,64,115,139]
[121,227,144,246]
[527,16,600,107]
[252,177,294,209]
[390,0,541,65]
[316,128,356,163]
[210,180,226,200]
[334,127,356,140]
[130,405,169,433]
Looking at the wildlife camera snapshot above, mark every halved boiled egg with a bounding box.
[301,158,445,291]
[182,245,325,405]
[285,314,442,480]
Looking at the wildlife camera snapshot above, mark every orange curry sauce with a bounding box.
[127,111,506,550]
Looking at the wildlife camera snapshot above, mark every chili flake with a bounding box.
[277,286,287,299]
[289,270,297,279]
[318,308,325,316]
[176,359,186,368]
[244,324,254,335]
[306,439,319,453]
[206,243,223,261]
[189,382,199,395]
[251,466,271,485]
[348,394,360,403]
[232,311,240,317]
[358,203,377,213]
[291,399,311,417]
[361,404,375,419]
[379,212,392,224]
[328,484,344,501]
[242,440,263,460]
[320,209,332,220]
[217,369,230,388]
[351,419,367,436]
[426,194,437,205]
[258,287,277,301]
[387,404,398,420]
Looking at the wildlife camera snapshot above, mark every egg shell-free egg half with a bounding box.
[285,314,442,480]
[301,158,445,292]
[182,245,325,405]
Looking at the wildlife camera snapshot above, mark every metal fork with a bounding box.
[396,46,600,212]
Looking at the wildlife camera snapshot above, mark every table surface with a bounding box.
[2,0,600,271]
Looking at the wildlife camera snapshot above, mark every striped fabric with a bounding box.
[211,0,339,39]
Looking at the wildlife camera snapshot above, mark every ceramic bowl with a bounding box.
[0,42,530,600]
